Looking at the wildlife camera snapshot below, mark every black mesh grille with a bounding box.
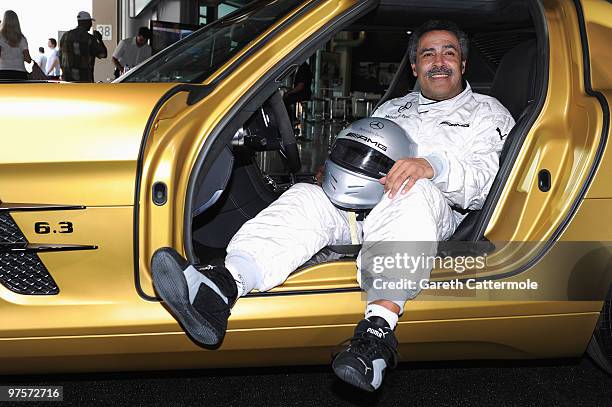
[0,212,59,295]
[0,212,27,243]
[0,252,59,295]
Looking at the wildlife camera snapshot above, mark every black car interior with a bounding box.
[189,0,540,266]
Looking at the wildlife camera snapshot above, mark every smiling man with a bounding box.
[151,20,515,392]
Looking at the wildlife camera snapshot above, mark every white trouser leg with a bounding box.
[226,183,356,292]
[358,179,458,312]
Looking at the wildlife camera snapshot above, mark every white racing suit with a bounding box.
[226,83,515,308]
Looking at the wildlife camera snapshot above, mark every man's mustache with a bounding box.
[426,66,453,77]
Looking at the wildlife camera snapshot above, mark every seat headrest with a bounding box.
[490,39,537,120]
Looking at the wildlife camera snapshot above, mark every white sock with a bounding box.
[365,303,399,330]
[225,254,259,297]
[183,265,228,305]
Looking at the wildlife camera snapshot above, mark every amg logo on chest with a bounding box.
[439,121,470,127]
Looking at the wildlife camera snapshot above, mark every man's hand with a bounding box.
[93,30,103,42]
[379,157,434,198]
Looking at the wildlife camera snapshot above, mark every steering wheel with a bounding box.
[268,90,301,174]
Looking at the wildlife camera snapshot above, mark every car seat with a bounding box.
[447,39,537,241]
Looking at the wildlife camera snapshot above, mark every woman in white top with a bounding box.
[0,10,33,80]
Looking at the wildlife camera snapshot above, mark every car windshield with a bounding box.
[122,0,304,83]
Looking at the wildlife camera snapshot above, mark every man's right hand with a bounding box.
[379,157,434,198]
[93,30,103,41]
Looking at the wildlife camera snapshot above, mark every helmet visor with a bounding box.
[329,138,395,179]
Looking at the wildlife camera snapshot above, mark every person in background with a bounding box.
[0,10,33,80]
[112,27,152,78]
[359,63,385,94]
[283,61,312,127]
[46,38,60,79]
[34,47,47,72]
[59,11,107,82]
[380,63,397,86]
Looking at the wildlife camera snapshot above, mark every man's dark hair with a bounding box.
[138,27,151,39]
[38,46,44,53]
[408,20,469,65]
[48,38,57,47]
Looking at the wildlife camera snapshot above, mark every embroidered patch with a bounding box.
[397,101,413,113]
[439,121,470,127]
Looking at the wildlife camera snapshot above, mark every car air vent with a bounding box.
[0,212,60,295]
[471,31,535,67]
[0,251,60,295]
[0,212,27,244]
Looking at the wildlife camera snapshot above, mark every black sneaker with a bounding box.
[332,317,399,392]
[151,247,238,348]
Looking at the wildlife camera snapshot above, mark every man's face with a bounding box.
[136,35,147,47]
[48,40,54,49]
[411,30,465,101]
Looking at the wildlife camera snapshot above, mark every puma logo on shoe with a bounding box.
[357,357,371,374]
[367,327,388,339]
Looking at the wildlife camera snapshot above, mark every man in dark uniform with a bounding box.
[283,62,313,125]
[59,11,107,82]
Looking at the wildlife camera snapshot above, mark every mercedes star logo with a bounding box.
[370,121,384,130]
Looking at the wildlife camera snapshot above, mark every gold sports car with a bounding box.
[1,0,611,376]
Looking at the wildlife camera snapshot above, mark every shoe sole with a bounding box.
[332,360,376,392]
[151,249,222,347]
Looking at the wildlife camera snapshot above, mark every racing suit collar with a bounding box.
[417,81,472,114]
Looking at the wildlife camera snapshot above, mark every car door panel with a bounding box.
[0,84,176,339]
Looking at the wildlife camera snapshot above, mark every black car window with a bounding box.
[122,0,304,83]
